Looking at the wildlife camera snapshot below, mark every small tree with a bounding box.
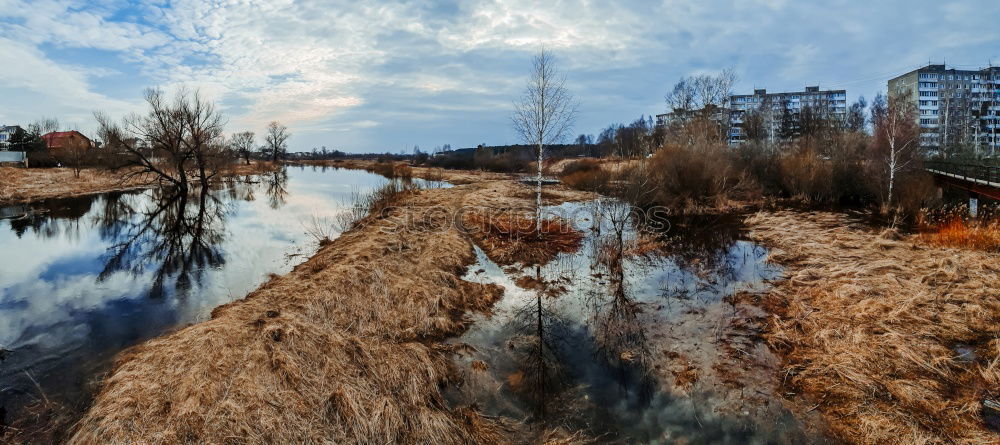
[511,50,578,230]
[230,131,255,165]
[263,121,290,162]
[870,92,920,207]
[61,135,91,178]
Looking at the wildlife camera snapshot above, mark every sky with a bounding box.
[1,0,999,153]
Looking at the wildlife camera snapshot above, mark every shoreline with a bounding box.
[63,166,593,443]
[0,162,281,207]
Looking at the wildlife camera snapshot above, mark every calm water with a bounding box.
[0,166,433,421]
[449,200,824,443]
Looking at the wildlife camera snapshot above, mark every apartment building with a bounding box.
[888,64,1000,153]
[728,86,847,144]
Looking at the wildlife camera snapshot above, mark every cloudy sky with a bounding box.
[1,1,998,152]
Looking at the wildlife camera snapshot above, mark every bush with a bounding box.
[368,161,411,180]
[642,141,741,210]
[777,147,834,203]
[558,159,610,192]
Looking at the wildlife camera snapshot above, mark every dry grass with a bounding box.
[367,161,413,179]
[0,161,279,206]
[920,217,1000,252]
[745,210,1000,444]
[66,185,512,444]
[463,211,583,266]
[0,167,151,205]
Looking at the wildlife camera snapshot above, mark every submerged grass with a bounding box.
[745,210,1000,444]
[464,211,583,266]
[65,185,511,444]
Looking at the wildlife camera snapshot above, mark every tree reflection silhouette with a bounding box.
[96,187,229,298]
[264,169,289,209]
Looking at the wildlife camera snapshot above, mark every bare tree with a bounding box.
[665,68,737,114]
[512,50,578,230]
[263,121,290,162]
[870,92,920,206]
[95,88,226,192]
[665,78,697,114]
[230,131,255,165]
[61,134,90,178]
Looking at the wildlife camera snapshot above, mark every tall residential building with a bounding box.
[728,86,847,144]
[888,63,1000,153]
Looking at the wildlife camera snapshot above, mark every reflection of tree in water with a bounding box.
[505,265,569,420]
[6,194,98,241]
[653,213,769,307]
[587,199,652,370]
[264,169,289,209]
[220,175,258,203]
[96,187,229,298]
[501,199,657,431]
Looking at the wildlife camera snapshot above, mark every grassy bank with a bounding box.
[0,162,279,206]
[66,183,505,443]
[744,210,999,444]
[60,167,592,444]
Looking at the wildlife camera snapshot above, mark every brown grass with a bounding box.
[745,210,1000,444]
[367,161,413,179]
[920,217,1000,252]
[0,161,280,206]
[0,167,152,205]
[65,185,512,444]
[464,211,583,266]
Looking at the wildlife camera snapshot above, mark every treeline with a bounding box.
[557,71,935,217]
[8,89,294,186]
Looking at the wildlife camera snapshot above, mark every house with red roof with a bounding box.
[41,130,93,155]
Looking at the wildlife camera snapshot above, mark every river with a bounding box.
[0,165,435,424]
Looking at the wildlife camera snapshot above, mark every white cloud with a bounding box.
[0,37,139,130]
[1,0,998,150]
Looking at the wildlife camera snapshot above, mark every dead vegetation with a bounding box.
[920,216,1000,252]
[0,162,280,206]
[464,211,583,266]
[66,184,513,444]
[745,210,1000,444]
[0,167,152,205]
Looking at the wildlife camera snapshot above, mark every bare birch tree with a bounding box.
[512,50,578,230]
[871,92,920,206]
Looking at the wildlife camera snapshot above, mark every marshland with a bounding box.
[2,2,1000,444]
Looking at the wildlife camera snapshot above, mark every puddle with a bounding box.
[448,199,829,443]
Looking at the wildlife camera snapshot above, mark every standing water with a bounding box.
[0,166,440,425]
[448,199,828,443]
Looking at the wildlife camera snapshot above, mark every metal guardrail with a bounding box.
[924,161,1000,186]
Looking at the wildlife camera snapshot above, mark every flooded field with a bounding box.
[449,200,829,443]
[0,166,438,424]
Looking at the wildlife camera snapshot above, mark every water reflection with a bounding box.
[97,188,229,299]
[0,166,407,424]
[450,199,812,443]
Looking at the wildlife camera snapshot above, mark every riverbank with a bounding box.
[61,167,596,444]
[744,210,999,444]
[0,162,279,206]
